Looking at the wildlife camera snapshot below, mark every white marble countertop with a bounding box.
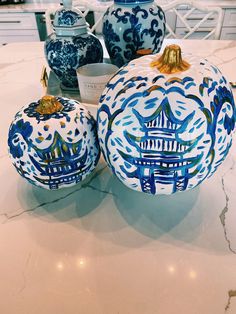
[0,0,236,13]
[0,39,236,314]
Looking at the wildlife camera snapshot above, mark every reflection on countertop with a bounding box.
[0,39,236,314]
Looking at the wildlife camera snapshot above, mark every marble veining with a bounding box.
[219,176,236,254]
[0,165,112,224]
[218,138,236,254]
[0,40,236,314]
[18,252,32,295]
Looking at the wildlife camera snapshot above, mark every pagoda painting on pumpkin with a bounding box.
[118,99,203,194]
[97,51,235,195]
[28,132,92,189]
[8,96,100,190]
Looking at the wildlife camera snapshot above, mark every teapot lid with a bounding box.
[53,0,88,34]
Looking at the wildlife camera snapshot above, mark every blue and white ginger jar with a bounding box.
[97,45,236,195]
[8,95,100,190]
[45,0,103,89]
[102,0,166,68]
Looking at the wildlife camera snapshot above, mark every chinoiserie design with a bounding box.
[97,45,236,195]
[102,0,166,68]
[44,0,103,89]
[8,96,100,190]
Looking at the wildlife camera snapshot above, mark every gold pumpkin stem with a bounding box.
[150,45,190,74]
[35,95,63,115]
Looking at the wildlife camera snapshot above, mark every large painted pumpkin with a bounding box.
[97,45,236,195]
[8,96,100,190]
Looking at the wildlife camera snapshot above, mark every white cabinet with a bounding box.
[220,27,236,39]
[223,8,236,27]
[165,6,236,40]
[175,9,218,29]
[175,28,216,39]
[0,13,40,44]
[0,4,235,43]
[220,9,236,39]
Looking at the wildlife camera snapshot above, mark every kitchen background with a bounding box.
[0,0,236,44]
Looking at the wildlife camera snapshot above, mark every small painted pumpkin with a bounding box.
[97,45,236,195]
[8,96,100,190]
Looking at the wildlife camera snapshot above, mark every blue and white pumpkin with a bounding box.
[102,0,166,68]
[97,45,236,195]
[8,96,100,190]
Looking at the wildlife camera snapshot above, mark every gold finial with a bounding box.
[35,95,63,115]
[150,45,190,74]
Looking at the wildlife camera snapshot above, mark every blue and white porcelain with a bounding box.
[8,96,100,190]
[44,0,103,89]
[97,45,236,195]
[102,0,166,68]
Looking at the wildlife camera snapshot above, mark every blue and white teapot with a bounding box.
[45,0,103,89]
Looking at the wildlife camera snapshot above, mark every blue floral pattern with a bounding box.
[8,98,100,190]
[56,9,82,27]
[24,97,76,122]
[45,34,103,89]
[97,55,236,195]
[103,2,165,67]
[8,119,33,159]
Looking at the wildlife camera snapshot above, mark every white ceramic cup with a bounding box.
[77,63,119,104]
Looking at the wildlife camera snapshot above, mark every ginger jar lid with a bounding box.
[53,0,89,36]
